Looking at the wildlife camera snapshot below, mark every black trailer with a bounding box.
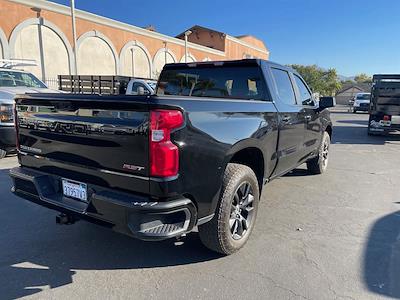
[368,74,400,135]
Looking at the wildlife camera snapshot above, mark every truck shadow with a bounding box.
[0,168,221,299]
[333,123,400,145]
[364,210,400,299]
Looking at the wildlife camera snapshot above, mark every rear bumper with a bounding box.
[0,125,16,151]
[354,105,369,111]
[9,167,198,240]
[368,114,400,133]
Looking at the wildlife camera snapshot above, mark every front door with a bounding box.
[292,73,322,158]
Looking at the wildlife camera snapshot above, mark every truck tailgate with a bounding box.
[15,94,150,194]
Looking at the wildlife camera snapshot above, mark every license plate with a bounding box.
[62,179,88,202]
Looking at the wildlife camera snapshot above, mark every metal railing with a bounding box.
[44,77,59,89]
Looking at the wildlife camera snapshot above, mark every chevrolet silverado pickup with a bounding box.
[10,59,334,255]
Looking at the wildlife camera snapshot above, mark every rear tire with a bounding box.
[198,163,259,255]
[307,131,330,174]
[353,108,357,113]
[0,149,6,159]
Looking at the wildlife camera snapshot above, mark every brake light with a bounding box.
[149,110,184,177]
[383,115,391,121]
[13,103,19,150]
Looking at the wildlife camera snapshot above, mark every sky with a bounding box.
[51,0,400,77]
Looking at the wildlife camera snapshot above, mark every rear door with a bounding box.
[292,73,322,157]
[270,67,306,176]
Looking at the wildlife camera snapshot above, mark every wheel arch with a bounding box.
[225,142,266,193]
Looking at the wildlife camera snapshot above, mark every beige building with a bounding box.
[0,0,269,87]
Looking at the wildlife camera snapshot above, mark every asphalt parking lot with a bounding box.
[1,109,399,300]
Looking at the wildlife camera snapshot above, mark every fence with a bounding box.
[44,77,59,89]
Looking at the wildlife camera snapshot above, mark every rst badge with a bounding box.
[123,164,145,171]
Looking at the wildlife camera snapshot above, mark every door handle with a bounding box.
[282,116,291,123]
[305,115,312,121]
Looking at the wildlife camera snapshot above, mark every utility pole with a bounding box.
[163,41,167,65]
[184,30,192,63]
[70,0,78,75]
[130,47,135,77]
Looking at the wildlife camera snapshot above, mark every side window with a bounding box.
[271,68,296,105]
[294,74,313,106]
[131,82,149,95]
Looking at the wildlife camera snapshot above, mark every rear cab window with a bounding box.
[157,64,267,100]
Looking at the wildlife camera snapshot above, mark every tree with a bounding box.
[289,64,342,96]
[354,73,372,84]
[341,79,355,85]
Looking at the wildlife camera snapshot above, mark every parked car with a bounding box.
[0,59,61,159]
[352,92,371,113]
[10,59,334,255]
[58,75,156,95]
[126,78,156,95]
[368,74,400,135]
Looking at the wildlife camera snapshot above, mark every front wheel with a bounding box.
[198,163,260,255]
[307,131,330,174]
[0,149,6,159]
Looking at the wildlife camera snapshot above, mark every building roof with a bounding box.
[337,82,372,95]
[175,25,226,39]
[175,25,268,54]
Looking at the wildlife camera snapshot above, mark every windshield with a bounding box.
[157,66,266,100]
[147,81,157,90]
[0,70,46,88]
[356,94,370,100]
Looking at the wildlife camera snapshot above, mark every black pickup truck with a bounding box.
[10,59,334,255]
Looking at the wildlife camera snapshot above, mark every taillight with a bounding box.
[149,109,184,177]
[383,115,391,121]
[13,103,19,150]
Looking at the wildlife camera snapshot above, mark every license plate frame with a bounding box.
[62,179,88,202]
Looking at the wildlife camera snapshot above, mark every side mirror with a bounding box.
[137,86,145,95]
[319,96,336,109]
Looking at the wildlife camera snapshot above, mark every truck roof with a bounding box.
[0,68,31,73]
[162,58,297,75]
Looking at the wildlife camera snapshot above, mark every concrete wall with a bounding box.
[120,42,152,78]
[0,26,10,60]
[153,48,176,78]
[13,23,70,80]
[179,54,196,63]
[77,32,117,75]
